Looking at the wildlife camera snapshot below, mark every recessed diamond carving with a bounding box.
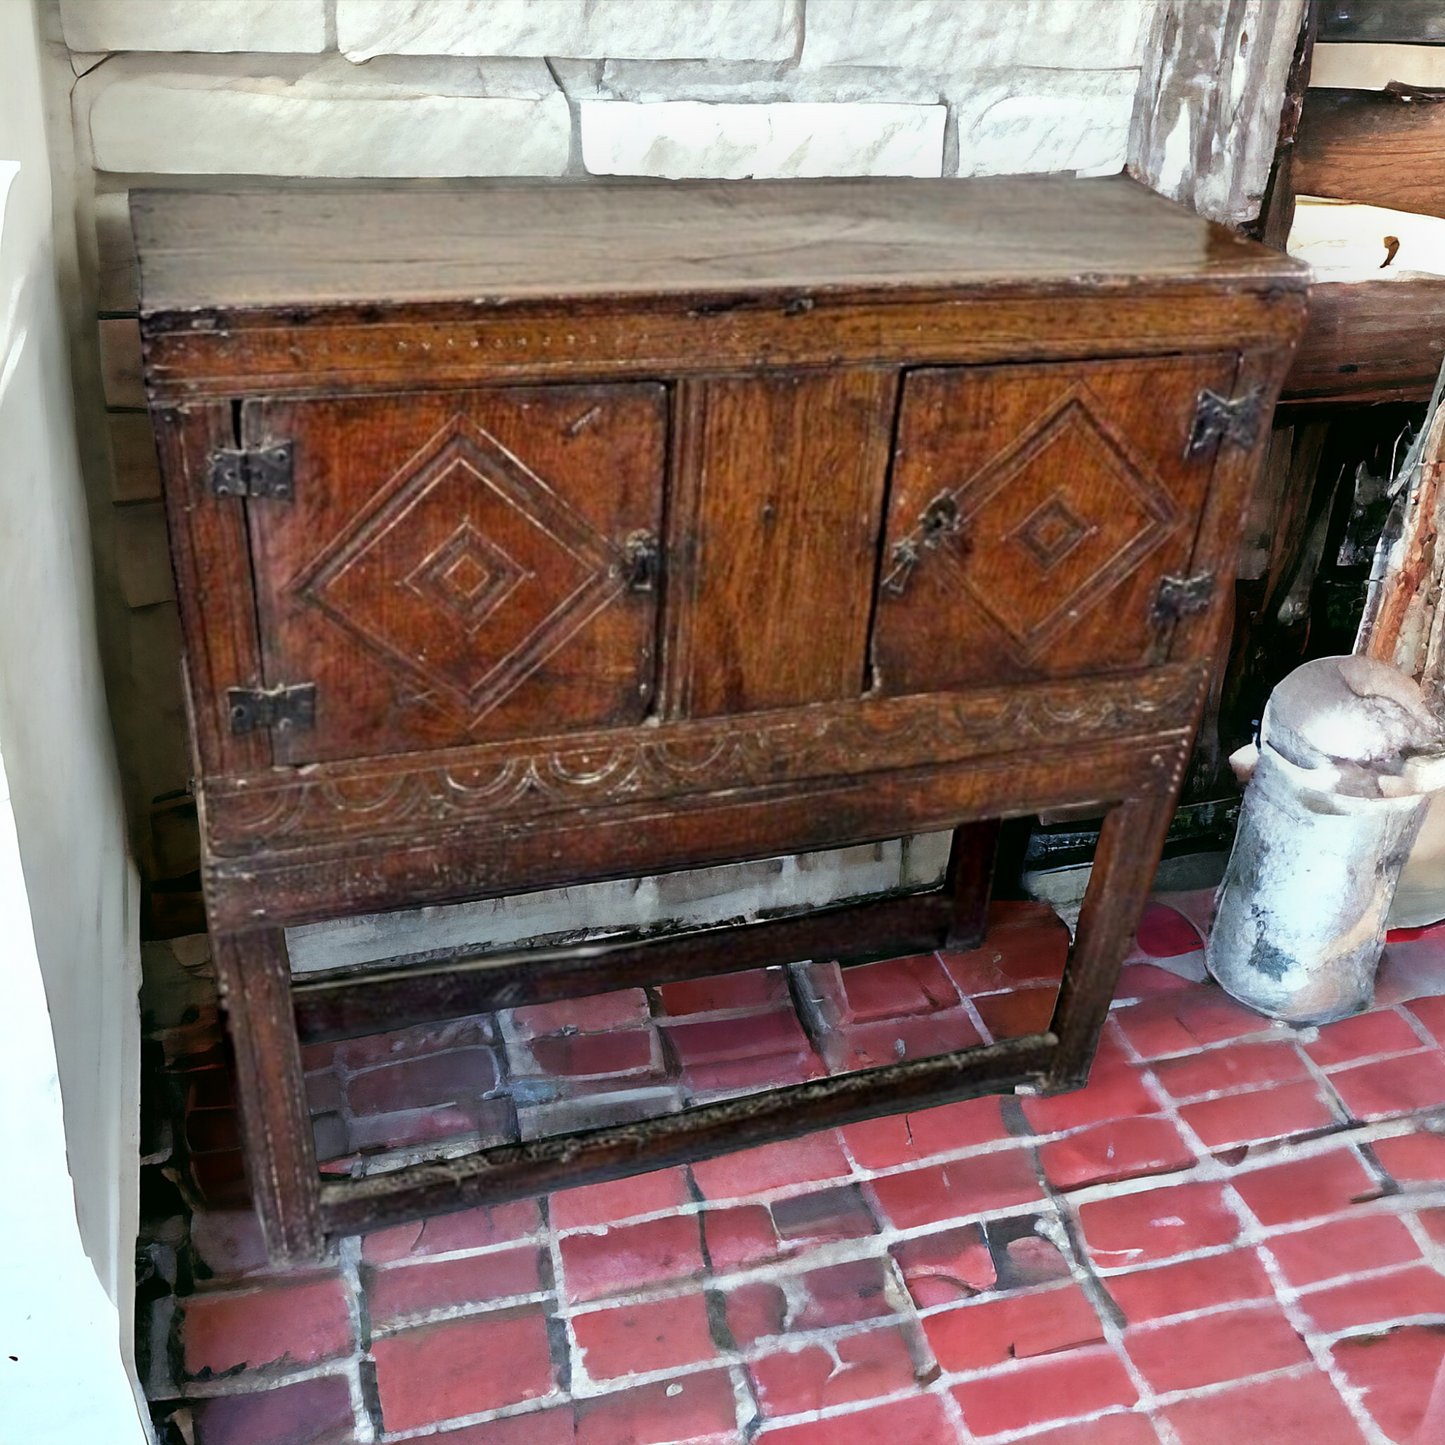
[405,521,528,636]
[943,392,1178,653]
[1012,495,1090,572]
[294,415,624,725]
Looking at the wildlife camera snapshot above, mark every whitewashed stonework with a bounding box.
[59,0,327,54]
[338,0,801,63]
[956,70,1139,179]
[802,0,1155,73]
[80,55,571,177]
[581,99,946,179]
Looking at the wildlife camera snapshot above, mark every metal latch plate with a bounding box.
[209,441,294,500]
[227,683,316,735]
[1153,572,1216,625]
[1187,388,1265,459]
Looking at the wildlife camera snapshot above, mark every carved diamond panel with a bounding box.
[295,415,624,724]
[948,392,1178,652]
[405,519,530,636]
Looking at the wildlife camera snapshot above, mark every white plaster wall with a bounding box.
[0,2,145,1437]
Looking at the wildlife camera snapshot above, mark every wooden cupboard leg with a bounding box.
[943,819,1001,951]
[1049,786,1179,1083]
[211,928,324,1264]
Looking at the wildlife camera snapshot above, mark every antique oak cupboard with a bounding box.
[131,177,1308,1262]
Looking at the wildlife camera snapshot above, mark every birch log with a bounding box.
[1357,367,1445,694]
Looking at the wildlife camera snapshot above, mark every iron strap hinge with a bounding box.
[227,683,317,736]
[1153,572,1216,626]
[208,441,295,500]
[1187,387,1266,459]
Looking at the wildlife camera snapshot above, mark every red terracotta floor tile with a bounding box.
[1113,963,1195,999]
[891,1224,996,1307]
[1178,1079,1337,1148]
[510,990,650,1038]
[974,987,1057,1040]
[792,1257,899,1330]
[923,1283,1105,1371]
[826,1010,982,1071]
[345,1049,497,1114]
[1267,1213,1422,1289]
[702,1205,781,1274]
[1011,1415,1162,1445]
[656,967,789,1016]
[1333,1323,1445,1445]
[1230,1148,1378,1227]
[843,1096,1011,1169]
[867,1150,1042,1229]
[551,1167,691,1231]
[691,1132,850,1201]
[1422,1207,1445,1245]
[1405,994,1445,1045]
[366,1245,542,1324]
[372,1308,554,1432]
[1305,1009,1424,1068]
[572,1294,717,1381]
[527,1030,658,1079]
[1039,1115,1193,1190]
[770,1184,876,1249]
[559,1215,705,1303]
[683,1049,822,1097]
[1159,1371,1367,1445]
[1022,1038,1160,1133]
[724,1281,787,1346]
[1115,987,1267,1061]
[951,1346,1137,1437]
[1105,1247,1274,1324]
[664,1009,812,1068]
[1298,1264,1445,1334]
[1078,1180,1239,1267]
[362,1200,540,1264]
[573,1371,739,1445]
[181,1275,352,1375]
[1330,1051,1445,1121]
[1112,996,1200,1060]
[1125,1304,1311,1393]
[757,1394,958,1445]
[1150,1040,1310,1100]
[940,900,1070,994]
[749,1325,918,1416]
[1135,902,1202,958]
[839,953,960,1022]
[1375,1128,1445,1184]
[1174,987,1276,1047]
[334,1016,492,1071]
[440,1410,576,1445]
[189,1375,355,1445]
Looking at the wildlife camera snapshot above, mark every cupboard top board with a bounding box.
[131,175,1308,319]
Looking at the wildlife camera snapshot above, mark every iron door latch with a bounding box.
[227,683,316,735]
[209,441,295,499]
[1153,572,1216,625]
[1187,388,1265,459]
[623,532,662,593]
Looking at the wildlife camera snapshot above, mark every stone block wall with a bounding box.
[40,0,1268,949]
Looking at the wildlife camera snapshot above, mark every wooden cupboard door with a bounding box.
[871,355,1237,695]
[245,384,666,764]
[665,370,898,718]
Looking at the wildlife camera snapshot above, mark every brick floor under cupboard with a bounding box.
[142,894,1445,1445]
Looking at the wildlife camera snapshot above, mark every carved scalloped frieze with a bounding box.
[204,666,1205,856]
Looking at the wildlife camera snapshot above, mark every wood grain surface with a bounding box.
[132,176,1303,314]
[1296,87,1445,219]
